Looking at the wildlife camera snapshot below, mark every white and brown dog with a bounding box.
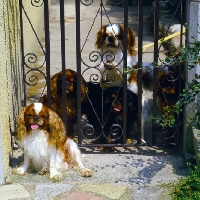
[13,103,92,181]
[95,23,154,141]
[95,23,153,90]
[95,23,137,89]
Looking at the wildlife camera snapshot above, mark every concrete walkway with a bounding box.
[1,1,188,200]
[3,146,187,200]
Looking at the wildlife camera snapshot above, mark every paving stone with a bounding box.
[77,184,133,200]
[66,190,103,200]
[34,184,74,200]
[0,184,30,200]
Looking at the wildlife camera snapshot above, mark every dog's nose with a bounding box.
[66,81,69,86]
[114,100,120,105]
[33,115,40,122]
[107,36,115,43]
[166,86,172,90]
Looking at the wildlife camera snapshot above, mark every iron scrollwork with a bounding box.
[80,0,93,6]
[24,53,46,86]
[31,0,44,7]
[109,124,123,141]
[108,0,123,6]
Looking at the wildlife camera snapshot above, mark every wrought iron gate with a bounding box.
[19,0,186,148]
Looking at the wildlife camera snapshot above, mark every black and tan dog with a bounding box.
[81,82,138,146]
[103,86,138,143]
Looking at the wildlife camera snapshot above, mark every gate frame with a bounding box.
[19,0,186,148]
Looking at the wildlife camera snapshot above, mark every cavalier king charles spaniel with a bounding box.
[39,69,88,137]
[95,23,137,89]
[95,23,154,93]
[81,83,138,145]
[13,103,92,181]
[103,86,138,143]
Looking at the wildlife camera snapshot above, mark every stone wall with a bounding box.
[184,0,200,164]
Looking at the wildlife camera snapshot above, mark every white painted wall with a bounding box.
[0,124,3,184]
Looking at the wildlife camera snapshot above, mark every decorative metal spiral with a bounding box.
[82,67,102,83]
[24,53,37,69]
[24,53,46,86]
[25,71,38,86]
[80,0,93,6]
[109,124,123,142]
[156,124,176,141]
[89,51,102,66]
[81,124,103,142]
[89,73,101,83]
[31,0,43,7]
[103,50,116,63]
[102,70,116,84]
[25,69,46,86]
[158,65,179,82]
[81,51,102,68]
[24,53,45,70]
[109,0,123,6]
[167,69,179,82]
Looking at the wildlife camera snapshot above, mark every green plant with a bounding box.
[125,23,200,128]
[169,164,200,200]
[152,76,200,128]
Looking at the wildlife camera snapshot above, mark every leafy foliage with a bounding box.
[125,23,200,128]
[169,164,200,200]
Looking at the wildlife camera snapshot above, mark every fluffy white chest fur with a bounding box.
[20,130,50,170]
[101,50,137,69]
[99,51,137,88]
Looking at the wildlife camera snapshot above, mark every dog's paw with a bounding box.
[50,168,62,181]
[50,173,62,181]
[79,168,93,177]
[38,168,49,175]
[12,167,27,175]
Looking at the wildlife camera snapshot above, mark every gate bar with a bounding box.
[137,0,143,144]
[44,0,51,108]
[123,0,128,144]
[78,143,176,148]
[75,0,82,144]
[177,0,184,144]
[19,0,26,106]
[152,0,160,145]
[60,0,67,129]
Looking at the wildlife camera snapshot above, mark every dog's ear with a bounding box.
[157,71,166,92]
[48,109,67,143]
[119,24,136,56]
[80,77,89,102]
[127,27,136,56]
[95,25,107,50]
[38,94,47,104]
[17,107,27,141]
[50,72,60,101]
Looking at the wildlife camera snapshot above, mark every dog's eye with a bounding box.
[112,94,116,98]
[103,34,107,40]
[116,34,122,40]
[26,114,32,117]
[41,115,47,119]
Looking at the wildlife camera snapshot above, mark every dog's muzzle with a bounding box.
[106,36,118,48]
[33,115,40,122]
